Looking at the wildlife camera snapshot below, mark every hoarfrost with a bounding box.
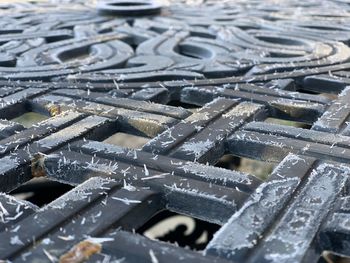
[149,249,159,263]
[43,177,113,210]
[10,235,24,245]
[112,197,142,205]
[83,141,125,155]
[180,162,251,185]
[179,139,213,159]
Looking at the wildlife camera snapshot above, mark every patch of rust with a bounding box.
[31,153,47,178]
[59,240,101,263]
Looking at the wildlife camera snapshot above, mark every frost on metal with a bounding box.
[207,160,350,261]
[259,163,350,262]
[111,197,142,205]
[206,177,300,258]
[0,155,20,175]
[84,157,119,176]
[38,110,83,128]
[0,193,37,224]
[312,86,350,133]
[222,102,263,120]
[1,0,350,261]
[43,177,113,210]
[180,161,252,186]
[82,141,125,155]
[178,139,214,160]
[38,116,108,149]
[206,153,311,259]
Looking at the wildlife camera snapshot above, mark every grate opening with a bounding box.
[321,251,350,263]
[167,100,200,111]
[10,178,74,207]
[103,132,150,149]
[264,117,312,129]
[11,112,49,128]
[215,154,276,181]
[137,210,220,251]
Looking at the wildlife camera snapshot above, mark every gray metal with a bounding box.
[0,0,349,262]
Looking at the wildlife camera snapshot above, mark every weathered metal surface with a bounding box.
[0,0,349,262]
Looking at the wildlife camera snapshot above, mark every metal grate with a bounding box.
[0,0,350,262]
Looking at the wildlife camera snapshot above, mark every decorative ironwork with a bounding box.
[0,0,350,262]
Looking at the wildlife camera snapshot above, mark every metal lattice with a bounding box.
[1,0,350,262]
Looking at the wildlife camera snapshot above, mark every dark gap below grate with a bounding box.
[10,178,74,207]
[167,100,200,111]
[137,210,220,251]
[215,154,276,181]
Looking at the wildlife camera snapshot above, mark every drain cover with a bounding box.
[0,0,350,262]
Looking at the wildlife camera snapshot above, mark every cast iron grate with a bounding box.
[0,0,350,262]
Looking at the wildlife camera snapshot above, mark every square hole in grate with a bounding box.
[137,210,220,251]
[167,100,200,112]
[11,112,49,128]
[321,251,350,263]
[215,154,276,181]
[103,132,150,149]
[10,178,74,207]
[264,117,311,129]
